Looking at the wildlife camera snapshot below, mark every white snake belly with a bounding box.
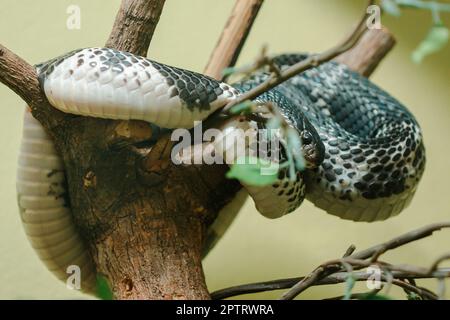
[17,109,95,293]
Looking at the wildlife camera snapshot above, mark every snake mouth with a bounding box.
[302,142,325,169]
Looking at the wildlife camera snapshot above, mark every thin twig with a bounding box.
[222,0,375,112]
[352,222,450,261]
[429,253,450,274]
[396,0,450,12]
[278,265,331,300]
[210,268,450,300]
[324,288,383,301]
[211,222,450,300]
[282,222,450,299]
[343,245,357,258]
[391,279,438,300]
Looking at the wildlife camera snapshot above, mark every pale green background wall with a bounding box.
[0,0,449,299]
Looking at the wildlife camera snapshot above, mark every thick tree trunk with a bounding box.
[58,117,239,299]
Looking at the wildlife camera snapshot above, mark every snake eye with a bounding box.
[302,131,313,145]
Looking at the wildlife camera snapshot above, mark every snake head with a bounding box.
[299,117,325,169]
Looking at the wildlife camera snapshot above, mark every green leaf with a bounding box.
[359,293,393,300]
[222,67,237,77]
[381,0,401,17]
[226,156,278,186]
[229,101,253,115]
[412,24,449,63]
[96,274,114,300]
[343,275,356,300]
[406,292,421,300]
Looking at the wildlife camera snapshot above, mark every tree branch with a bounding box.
[0,45,40,106]
[0,45,67,132]
[352,222,450,261]
[280,223,450,300]
[222,0,375,111]
[211,222,450,300]
[334,26,396,77]
[106,0,166,57]
[204,0,264,80]
[211,268,450,300]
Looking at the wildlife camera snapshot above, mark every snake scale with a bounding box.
[16,48,425,293]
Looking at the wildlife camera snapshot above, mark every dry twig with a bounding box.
[210,223,450,300]
[222,0,376,112]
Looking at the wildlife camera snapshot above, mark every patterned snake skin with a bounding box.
[16,48,425,293]
[236,54,426,221]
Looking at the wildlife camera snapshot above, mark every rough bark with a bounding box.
[0,45,64,129]
[60,117,239,299]
[106,0,166,57]
[335,27,396,77]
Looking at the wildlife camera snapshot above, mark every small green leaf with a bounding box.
[412,24,449,63]
[381,0,401,17]
[360,293,393,300]
[229,101,253,115]
[96,274,114,300]
[222,67,237,77]
[343,275,356,300]
[226,156,278,186]
[406,292,421,300]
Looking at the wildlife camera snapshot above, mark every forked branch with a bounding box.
[211,222,450,300]
[222,0,376,111]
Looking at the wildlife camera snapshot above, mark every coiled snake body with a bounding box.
[16,48,425,293]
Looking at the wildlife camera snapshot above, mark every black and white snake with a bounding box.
[17,48,425,293]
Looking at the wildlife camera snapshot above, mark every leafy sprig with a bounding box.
[226,98,305,187]
[381,0,450,62]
